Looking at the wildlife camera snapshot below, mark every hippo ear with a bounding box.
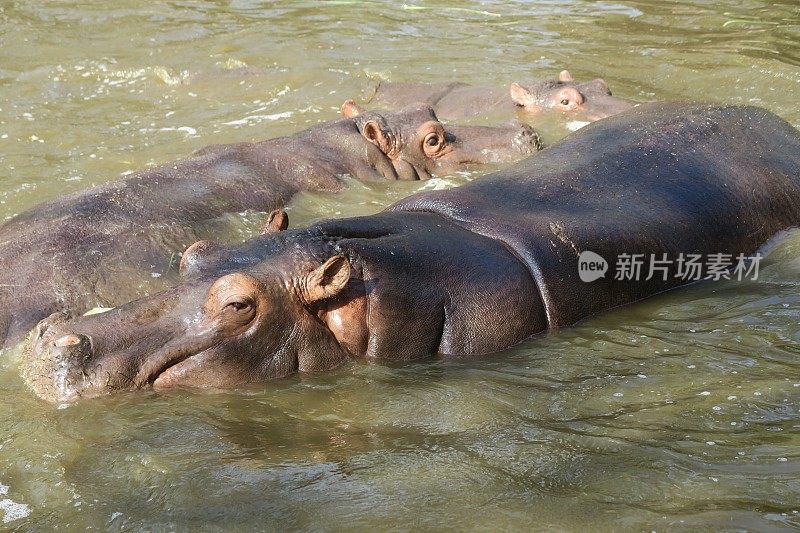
[179,239,221,276]
[558,70,574,82]
[509,82,536,107]
[261,209,288,235]
[299,255,351,305]
[341,99,366,118]
[587,78,611,94]
[358,120,392,155]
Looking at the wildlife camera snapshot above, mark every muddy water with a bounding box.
[1,1,799,530]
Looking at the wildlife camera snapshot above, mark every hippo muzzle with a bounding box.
[437,122,541,171]
[25,315,102,403]
[34,331,94,402]
[23,284,208,403]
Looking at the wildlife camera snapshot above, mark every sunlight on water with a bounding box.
[0,483,31,524]
[0,0,799,529]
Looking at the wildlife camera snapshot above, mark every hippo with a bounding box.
[23,103,800,403]
[369,70,635,123]
[0,101,538,349]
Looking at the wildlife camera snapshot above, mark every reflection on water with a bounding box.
[0,0,799,529]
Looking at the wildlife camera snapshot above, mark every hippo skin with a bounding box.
[369,70,635,122]
[0,102,538,349]
[24,103,800,403]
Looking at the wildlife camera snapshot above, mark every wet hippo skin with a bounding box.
[0,102,538,349]
[24,103,800,403]
[369,70,636,122]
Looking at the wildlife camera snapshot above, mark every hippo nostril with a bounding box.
[33,310,78,342]
[50,333,93,367]
[515,126,543,153]
[33,322,48,340]
[54,334,83,348]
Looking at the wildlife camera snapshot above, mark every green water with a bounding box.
[1,1,799,530]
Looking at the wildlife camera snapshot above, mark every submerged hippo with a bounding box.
[0,102,538,349]
[370,70,635,123]
[24,103,800,403]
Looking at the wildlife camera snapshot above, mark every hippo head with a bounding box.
[22,213,361,403]
[341,100,540,180]
[509,70,634,121]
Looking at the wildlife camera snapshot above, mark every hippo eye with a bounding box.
[560,99,570,106]
[207,273,261,335]
[422,131,445,156]
[417,121,448,158]
[226,301,251,313]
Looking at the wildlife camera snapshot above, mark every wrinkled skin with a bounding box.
[25,103,800,403]
[339,100,541,178]
[24,212,544,400]
[370,70,636,123]
[0,102,538,348]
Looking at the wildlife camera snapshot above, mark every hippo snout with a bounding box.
[511,121,543,154]
[50,333,93,363]
[31,313,94,372]
[23,315,97,403]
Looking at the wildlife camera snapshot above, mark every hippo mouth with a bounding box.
[132,334,220,390]
[149,351,205,389]
[438,123,541,170]
[391,157,432,181]
[23,308,221,402]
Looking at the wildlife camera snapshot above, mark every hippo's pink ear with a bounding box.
[509,82,536,107]
[558,70,574,82]
[358,120,393,156]
[299,255,351,305]
[341,99,366,118]
[261,209,288,235]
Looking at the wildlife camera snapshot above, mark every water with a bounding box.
[1,1,799,530]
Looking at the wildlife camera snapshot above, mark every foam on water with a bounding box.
[417,177,460,191]
[566,120,591,131]
[222,111,294,126]
[0,483,31,524]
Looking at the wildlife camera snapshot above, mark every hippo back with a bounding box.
[390,103,800,329]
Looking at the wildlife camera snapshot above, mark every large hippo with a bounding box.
[369,70,635,123]
[0,102,538,349]
[23,103,800,403]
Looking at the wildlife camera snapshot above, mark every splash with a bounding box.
[417,178,459,191]
[566,120,591,132]
[0,483,31,524]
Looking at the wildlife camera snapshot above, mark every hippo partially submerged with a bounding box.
[370,70,635,122]
[24,103,800,403]
[0,102,538,349]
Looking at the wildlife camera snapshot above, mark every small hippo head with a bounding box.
[22,213,362,403]
[509,70,634,121]
[341,100,540,180]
